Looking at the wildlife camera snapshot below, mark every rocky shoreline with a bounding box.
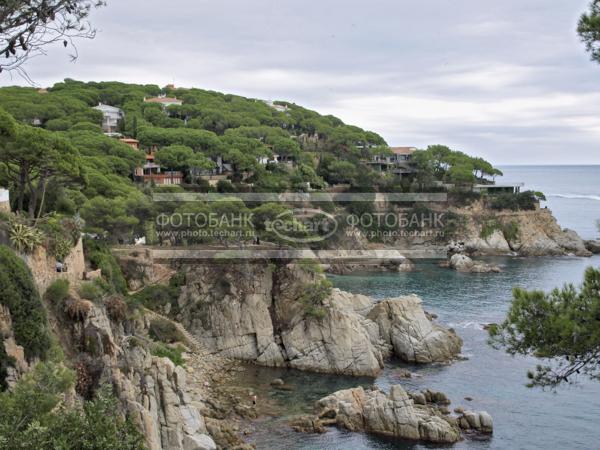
[172,262,462,376]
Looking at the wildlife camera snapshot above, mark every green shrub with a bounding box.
[490,190,543,211]
[298,279,332,319]
[502,220,520,242]
[45,279,71,305]
[84,239,128,294]
[129,284,181,315]
[78,281,104,302]
[151,343,185,367]
[0,245,51,361]
[480,219,501,239]
[149,318,185,344]
[0,363,145,449]
[297,259,323,274]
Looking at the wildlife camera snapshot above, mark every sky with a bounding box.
[1,0,599,165]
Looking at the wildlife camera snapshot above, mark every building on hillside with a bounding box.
[263,100,289,113]
[119,138,183,185]
[0,188,10,213]
[368,146,417,178]
[144,95,183,108]
[138,148,183,185]
[94,103,124,133]
[472,183,524,195]
[256,153,295,166]
[119,138,140,150]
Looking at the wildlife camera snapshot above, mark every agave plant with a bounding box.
[9,221,44,254]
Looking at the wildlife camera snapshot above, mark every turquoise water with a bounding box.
[237,166,600,449]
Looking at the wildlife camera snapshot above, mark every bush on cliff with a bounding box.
[84,239,128,294]
[0,359,146,450]
[489,190,544,211]
[0,245,51,361]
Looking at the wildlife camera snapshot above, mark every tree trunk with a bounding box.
[35,177,48,224]
[17,163,27,212]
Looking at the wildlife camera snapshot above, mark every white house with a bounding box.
[93,103,124,133]
[0,188,10,213]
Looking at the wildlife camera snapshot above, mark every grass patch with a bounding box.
[151,343,185,366]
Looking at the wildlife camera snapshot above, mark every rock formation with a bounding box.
[443,254,501,273]
[175,262,462,376]
[301,384,492,443]
[585,239,600,254]
[367,295,463,363]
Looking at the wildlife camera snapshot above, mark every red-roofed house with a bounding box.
[143,95,183,107]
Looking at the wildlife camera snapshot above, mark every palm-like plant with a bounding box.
[9,221,43,253]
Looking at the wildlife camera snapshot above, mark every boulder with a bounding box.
[458,410,493,434]
[367,295,462,363]
[396,258,416,272]
[315,385,461,443]
[448,254,501,273]
[552,229,592,256]
[585,239,600,254]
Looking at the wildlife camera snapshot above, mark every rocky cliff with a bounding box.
[387,202,591,257]
[175,262,461,376]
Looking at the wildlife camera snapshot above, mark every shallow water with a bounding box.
[235,256,600,450]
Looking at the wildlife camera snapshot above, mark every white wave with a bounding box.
[447,321,486,330]
[548,193,600,201]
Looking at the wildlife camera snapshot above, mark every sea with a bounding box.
[230,166,600,450]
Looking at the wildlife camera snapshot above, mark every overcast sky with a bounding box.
[1,0,599,164]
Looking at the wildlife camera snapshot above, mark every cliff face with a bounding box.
[455,206,591,257]
[175,262,462,376]
[386,202,590,257]
[49,297,221,450]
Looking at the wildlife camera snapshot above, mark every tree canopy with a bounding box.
[0,1,106,75]
[578,0,600,64]
[489,267,600,388]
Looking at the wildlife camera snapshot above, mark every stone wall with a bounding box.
[21,238,86,293]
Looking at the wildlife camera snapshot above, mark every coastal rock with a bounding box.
[551,228,592,257]
[447,254,501,273]
[367,295,462,363]
[584,239,600,254]
[396,258,416,272]
[458,410,493,434]
[174,262,461,376]
[315,385,461,443]
[464,229,511,255]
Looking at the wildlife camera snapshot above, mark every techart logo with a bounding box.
[268,208,338,243]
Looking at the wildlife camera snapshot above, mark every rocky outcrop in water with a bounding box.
[175,262,461,376]
[315,385,460,443]
[442,254,501,273]
[307,384,492,443]
[367,295,463,363]
[585,239,600,254]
